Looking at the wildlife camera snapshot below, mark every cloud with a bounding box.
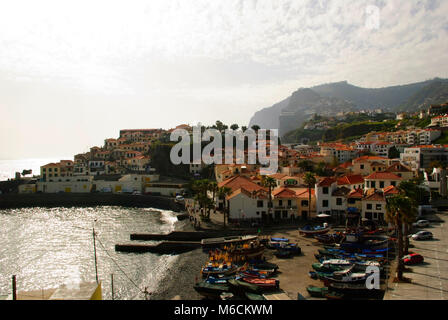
[0,0,447,158]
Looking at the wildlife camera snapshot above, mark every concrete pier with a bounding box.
[130,230,253,242]
[0,193,184,211]
[115,241,201,254]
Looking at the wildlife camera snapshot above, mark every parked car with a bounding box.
[411,231,433,240]
[175,195,185,203]
[132,191,142,195]
[403,253,424,265]
[413,220,430,228]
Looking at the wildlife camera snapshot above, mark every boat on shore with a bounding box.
[306,285,329,298]
[322,266,369,284]
[201,235,258,249]
[299,225,330,237]
[201,262,240,278]
[194,281,230,299]
[228,279,263,294]
[240,277,279,290]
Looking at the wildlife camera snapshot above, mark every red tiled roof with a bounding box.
[269,173,287,180]
[386,163,412,173]
[364,191,385,202]
[365,172,402,180]
[383,185,400,196]
[353,155,388,162]
[317,177,336,187]
[272,187,297,198]
[218,175,267,193]
[348,188,364,198]
[337,175,365,186]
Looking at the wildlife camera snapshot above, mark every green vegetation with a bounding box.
[321,120,398,142]
[283,112,398,143]
[398,80,448,112]
[434,131,448,145]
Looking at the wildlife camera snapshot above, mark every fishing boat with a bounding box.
[314,233,343,244]
[205,276,234,284]
[240,269,273,279]
[306,286,329,298]
[299,225,330,237]
[249,261,279,273]
[201,262,239,278]
[230,244,265,260]
[245,292,266,300]
[194,281,230,299]
[322,265,369,284]
[274,249,293,259]
[324,291,345,300]
[267,238,289,249]
[220,292,238,300]
[201,235,258,249]
[240,277,279,290]
[228,279,263,294]
[312,259,352,272]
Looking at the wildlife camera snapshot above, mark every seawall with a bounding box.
[0,193,184,211]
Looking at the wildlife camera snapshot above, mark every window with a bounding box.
[376,204,382,210]
[336,198,342,206]
[287,200,292,207]
[279,200,283,206]
[257,200,264,208]
[301,200,309,207]
[367,203,372,210]
[371,181,376,188]
[360,164,364,169]
[379,181,385,188]
[323,187,329,194]
[323,200,329,207]
[391,181,396,186]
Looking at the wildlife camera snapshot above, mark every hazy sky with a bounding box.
[1,0,448,159]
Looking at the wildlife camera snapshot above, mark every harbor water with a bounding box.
[0,206,187,300]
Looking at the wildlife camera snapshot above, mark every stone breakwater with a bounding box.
[0,193,184,211]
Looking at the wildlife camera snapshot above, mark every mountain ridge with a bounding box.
[248,78,448,136]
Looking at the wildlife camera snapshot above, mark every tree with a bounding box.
[262,176,277,220]
[303,172,316,221]
[251,125,261,132]
[297,160,314,173]
[397,181,420,254]
[191,179,211,218]
[217,186,232,227]
[388,146,400,159]
[386,195,413,281]
[241,126,248,132]
[215,121,226,132]
[230,124,239,131]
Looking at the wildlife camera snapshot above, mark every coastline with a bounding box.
[0,193,184,212]
[150,223,209,300]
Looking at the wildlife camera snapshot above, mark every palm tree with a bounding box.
[303,172,316,221]
[386,195,413,281]
[397,180,419,254]
[191,179,211,218]
[217,187,232,227]
[262,176,277,220]
[230,124,239,131]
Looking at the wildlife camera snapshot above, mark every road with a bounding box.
[384,212,448,300]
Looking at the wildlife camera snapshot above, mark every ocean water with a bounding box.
[0,206,184,300]
[0,158,69,181]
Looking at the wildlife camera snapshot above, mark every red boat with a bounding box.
[299,227,330,237]
[241,277,279,289]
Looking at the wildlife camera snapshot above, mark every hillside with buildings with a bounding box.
[249,78,448,138]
